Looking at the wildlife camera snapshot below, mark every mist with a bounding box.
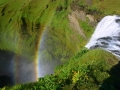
[0,50,38,88]
[38,27,62,77]
[0,27,62,87]
[14,55,37,84]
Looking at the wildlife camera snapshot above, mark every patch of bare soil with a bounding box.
[68,3,96,39]
[68,10,86,39]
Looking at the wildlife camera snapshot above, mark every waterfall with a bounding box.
[85,15,120,58]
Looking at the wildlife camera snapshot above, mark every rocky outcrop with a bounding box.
[68,2,96,39]
[68,10,86,38]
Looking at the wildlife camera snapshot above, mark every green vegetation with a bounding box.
[38,0,82,62]
[2,49,119,90]
[92,0,120,15]
[1,0,120,90]
[79,20,94,38]
[0,0,62,58]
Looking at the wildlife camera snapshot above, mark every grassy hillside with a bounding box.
[2,49,119,90]
[1,0,120,90]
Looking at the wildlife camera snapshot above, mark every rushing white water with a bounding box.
[85,15,120,58]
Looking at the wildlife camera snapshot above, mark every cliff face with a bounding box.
[0,0,62,85]
[0,0,91,62]
[0,0,59,57]
[0,0,85,85]
[0,0,83,60]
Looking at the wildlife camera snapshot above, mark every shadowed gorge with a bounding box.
[0,0,120,90]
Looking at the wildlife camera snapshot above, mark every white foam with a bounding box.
[85,15,120,58]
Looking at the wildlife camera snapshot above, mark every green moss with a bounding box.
[39,0,81,62]
[92,0,120,15]
[0,0,61,58]
[79,20,94,38]
[1,0,120,90]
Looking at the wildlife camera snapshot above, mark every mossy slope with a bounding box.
[2,49,119,90]
[0,0,62,58]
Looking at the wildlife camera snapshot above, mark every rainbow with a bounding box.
[13,25,48,84]
[34,25,48,80]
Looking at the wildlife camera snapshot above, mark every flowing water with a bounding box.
[85,15,120,58]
